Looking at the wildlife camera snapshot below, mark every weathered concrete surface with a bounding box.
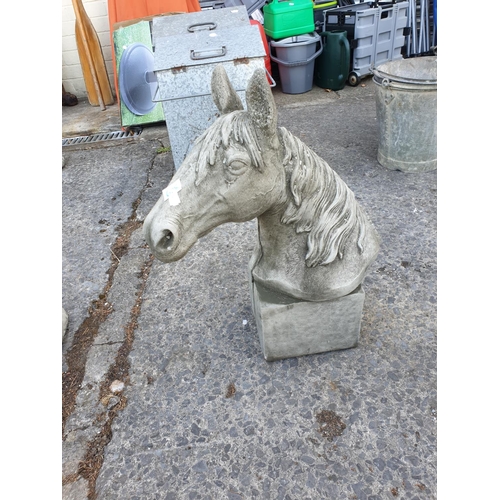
[62,79,436,499]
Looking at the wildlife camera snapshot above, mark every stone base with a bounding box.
[250,280,365,361]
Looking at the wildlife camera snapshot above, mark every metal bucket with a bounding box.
[373,56,437,172]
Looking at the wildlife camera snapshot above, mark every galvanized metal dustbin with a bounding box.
[152,8,267,169]
[373,56,437,172]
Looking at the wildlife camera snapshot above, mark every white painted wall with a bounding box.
[62,0,116,99]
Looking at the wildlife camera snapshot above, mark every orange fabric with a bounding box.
[109,0,199,25]
[108,0,201,99]
[250,20,272,85]
[186,0,202,12]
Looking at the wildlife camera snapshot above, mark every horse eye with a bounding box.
[227,160,248,175]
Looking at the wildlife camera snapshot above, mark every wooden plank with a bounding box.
[73,0,114,107]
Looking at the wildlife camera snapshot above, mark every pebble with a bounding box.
[110,380,125,393]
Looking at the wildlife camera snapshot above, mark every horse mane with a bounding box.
[278,127,368,268]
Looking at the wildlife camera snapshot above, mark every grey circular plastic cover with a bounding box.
[119,43,156,115]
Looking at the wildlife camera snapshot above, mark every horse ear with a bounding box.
[246,68,277,135]
[211,65,244,115]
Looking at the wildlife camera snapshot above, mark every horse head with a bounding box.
[143,65,285,263]
[144,65,380,301]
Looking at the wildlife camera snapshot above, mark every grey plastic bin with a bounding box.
[270,32,323,94]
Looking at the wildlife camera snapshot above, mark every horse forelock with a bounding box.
[278,127,368,267]
[191,111,265,186]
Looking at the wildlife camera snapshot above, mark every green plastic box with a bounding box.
[263,0,315,40]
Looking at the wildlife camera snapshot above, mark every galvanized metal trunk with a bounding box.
[153,7,267,169]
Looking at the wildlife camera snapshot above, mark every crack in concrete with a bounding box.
[93,341,125,347]
[62,149,162,497]
[78,254,154,500]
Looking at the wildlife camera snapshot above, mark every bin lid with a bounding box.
[154,24,266,71]
[270,31,320,48]
[152,6,250,45]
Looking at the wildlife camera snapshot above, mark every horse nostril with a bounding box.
[160,229,174,251]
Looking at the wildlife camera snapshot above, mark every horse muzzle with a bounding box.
[143,212,184,263]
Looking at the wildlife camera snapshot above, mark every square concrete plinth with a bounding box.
[250,281,365,361]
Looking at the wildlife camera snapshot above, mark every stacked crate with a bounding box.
[322,1,409,86]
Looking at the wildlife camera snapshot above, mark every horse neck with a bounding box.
[255,131,309,269]
[256,208,309,274]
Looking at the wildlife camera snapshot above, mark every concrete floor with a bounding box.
[62,98,122,138]
[62,77,437,500]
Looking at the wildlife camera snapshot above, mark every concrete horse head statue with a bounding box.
[144,65,380,302]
